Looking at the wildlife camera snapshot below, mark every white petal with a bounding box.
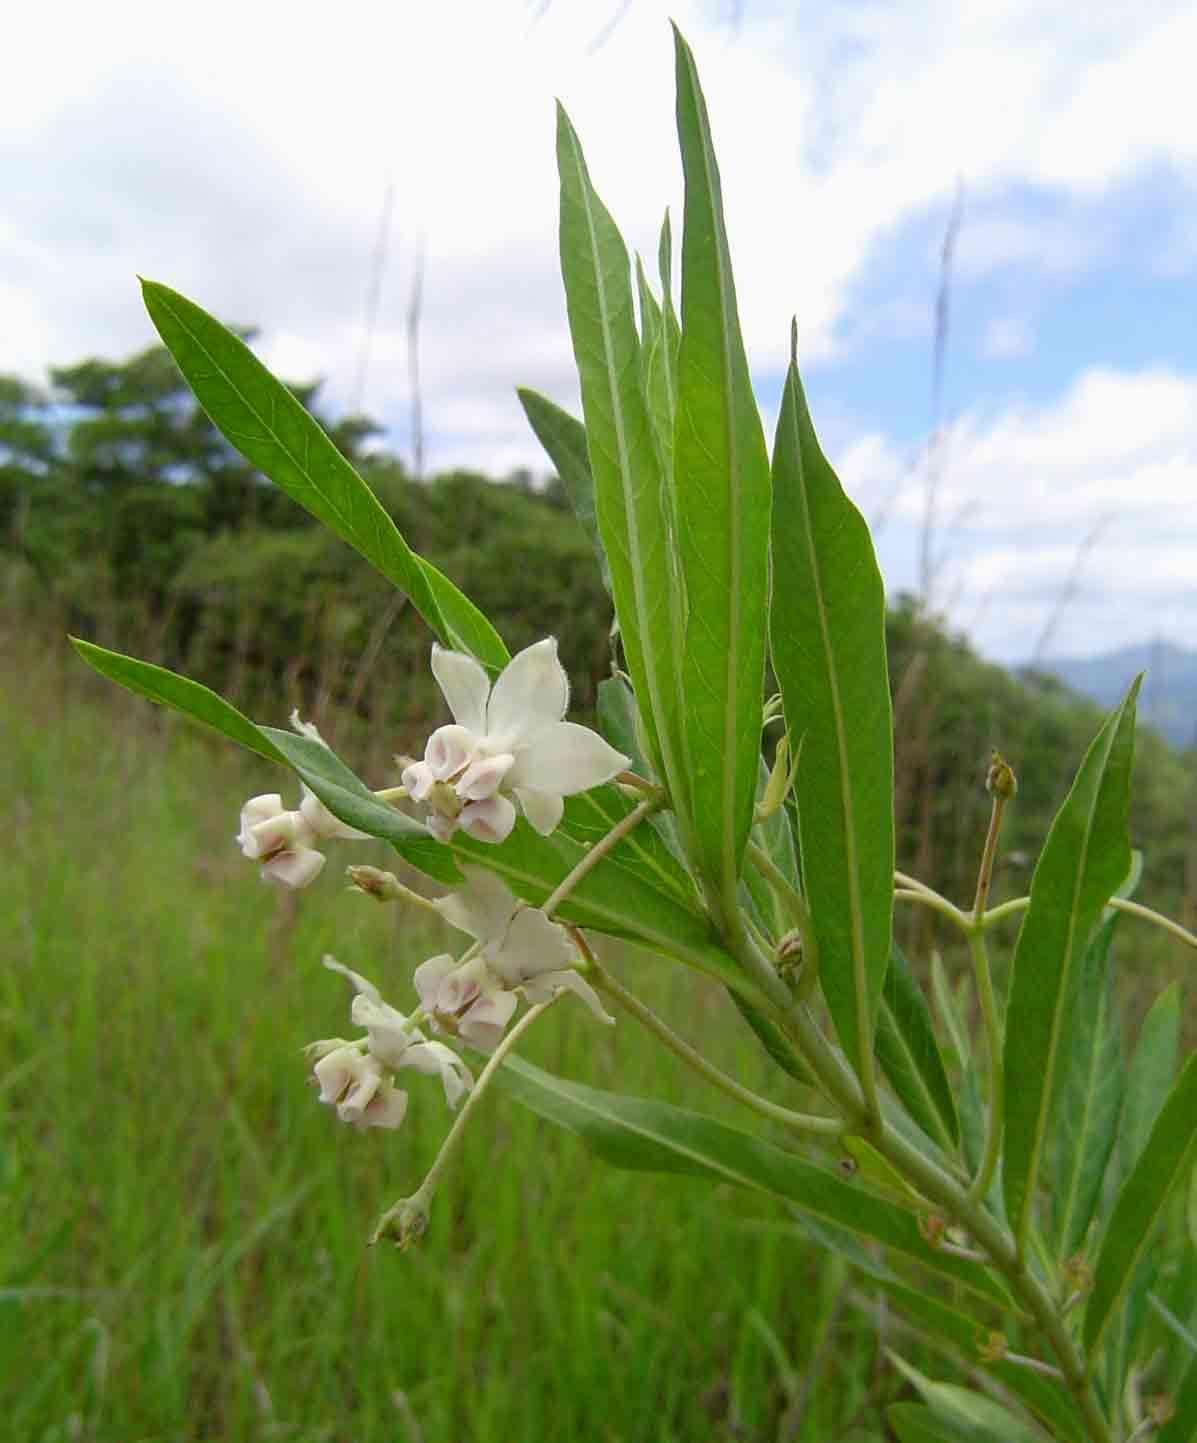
[299,788,370,841]
[485,638,568,741]
[358,1081,409,1130]
[425,813,456,843]
[513,786,564,836]
[413,953,458,1011]
[313,1044,369,1105]
[425,724,476,781]
[433,867,517,942]
[402,759,436,801]
[521,968,614,1024]
[262,846,325,888]
[488,907,572,983]
[322,954,384,1005]
[237,794,285,854]
[455,752,515,801]
[431,644,491,735]
[457,990,518,1052]
[401,1040,474,1109]
[337,1055,388,1123]
[459,794,516,844]
[246,808,309,860]
[507,722,628,796]
[351,993,415,1068]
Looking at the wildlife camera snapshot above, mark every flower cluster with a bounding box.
[402,638,628,844]
[309,958,473,1130]
[416,867,611,1050]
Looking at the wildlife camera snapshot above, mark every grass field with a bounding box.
[3,634,903,1443]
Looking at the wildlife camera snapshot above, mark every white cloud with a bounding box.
[836,365,1197,661]
[981,314,1035,360]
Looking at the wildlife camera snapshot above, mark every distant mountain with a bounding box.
[1034,640,1197,748]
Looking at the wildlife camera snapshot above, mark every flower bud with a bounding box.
[346,865,404,902]
[986,750,1017,801]
[372,1195,430,1250]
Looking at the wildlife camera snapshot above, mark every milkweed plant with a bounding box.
[74,27,1197,1443]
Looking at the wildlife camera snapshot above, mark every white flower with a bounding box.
[402,638,629,845]
[236,782,367,890]
[414,868,613,1050]
[315,957,473,1122]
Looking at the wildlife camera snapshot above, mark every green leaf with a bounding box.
[638,255,677,486]
[1159,1346,1197,1443]
[554,104,686,821]
[726,992,813,1087]
[887,1355,1046,1443]
[71,637,286,765]
[140,279,507,669]
[887,1404,1005,1443]
[1002,679,1140,1251]
[500,1056,1013,1310]
[798,1218,1081,1440]
[877,944,959,1151]
[516,388,610,593]
[1122,981,1181,1176]
[671,27,773,912]
[768,336,894,1092]
[1085,1050,1197,1357]
[1051,913,1125,1255]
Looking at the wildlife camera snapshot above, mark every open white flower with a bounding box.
[414,868,612,1050]
[402,637,629,845]
[315,957,473,1122]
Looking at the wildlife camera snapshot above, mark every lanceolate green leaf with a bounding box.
[140,280,507,669]
[516,388,610,594]
[1121,981,1181,1176]
[554,104,685,820]
[876,945,959,1151]
[639,255,678,484]
[1051,913,1125,1255]
[768,340,894,1094]
[887,1355,1045,1443]
[500,1057,1013,1310]
[1085,1051,1197,1357]
[671,27,772,914]
[887,1403,1005,1443]
[1002,678,1140,1251]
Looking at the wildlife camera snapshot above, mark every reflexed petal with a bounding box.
[458,990,518,1052]
[486,638,568,740]
[247,807,309,860]
[513,786,564,836]
[322,954,383,1005]
[351,994,415,1068]
[262,846,325,888]
[413,953,458,1011]
[488,907,572,984]
[507,721,628,795]
[455,752,515,801]
[521,968,614,1024]
[426,813,456,843]
[402,1040,474,1108]
[237,794,285,854]
[434,956,487,1014]
[434,867,517,942]
[431,644,491,735]
[425,723,476,781]
[359,1081,409,1130]
[300,788,370,841]
[336,1055,387,1123]
[402,759,436,801]
[459,794,516,844]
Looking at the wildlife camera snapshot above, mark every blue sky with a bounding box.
[5,0,1196,665]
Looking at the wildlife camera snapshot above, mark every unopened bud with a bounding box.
[986,750,1017,801]
[976,1330,1007,1364]
[303,1037,353,1064]
[1147,1394,1175,1426]
[1062,1252,1093,1294]
[346,865,404,902]
[372,1195,430,1251]
[919,1212,947,1249]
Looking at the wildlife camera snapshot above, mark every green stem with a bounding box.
[541,794,661,917]
[373,997,559,1244]
[972,792,1007,920]
[589,957,843,1140]
[894,887,972,933]
[724,934,1112,1443]
[964,926,1003,1207]
[979,893,1197,951]
[745,841,820,994]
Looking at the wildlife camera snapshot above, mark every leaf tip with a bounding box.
[790,316,798,367]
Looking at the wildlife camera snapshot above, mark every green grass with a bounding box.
[2,638,890,1443]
